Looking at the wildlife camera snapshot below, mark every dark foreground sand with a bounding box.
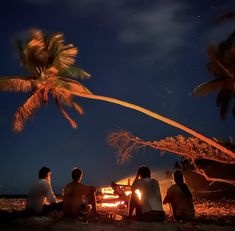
[0,198,234,231]
[0,216,235,231]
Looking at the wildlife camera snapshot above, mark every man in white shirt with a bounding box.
[26,167,62,215]
[128,165,165,222]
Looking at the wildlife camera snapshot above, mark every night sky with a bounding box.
[0,0,234,194]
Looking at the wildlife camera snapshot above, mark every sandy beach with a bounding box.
[0,198,234,231]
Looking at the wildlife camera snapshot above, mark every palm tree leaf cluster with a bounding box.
[0,29,92,132]
[193,27,235,119]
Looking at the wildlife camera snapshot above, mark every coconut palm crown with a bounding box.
[0,29,92,132]
[193,26,235,119]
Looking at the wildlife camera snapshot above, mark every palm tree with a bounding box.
[0,29,234,158]
[194,19,235,119]
[0,29,91,131]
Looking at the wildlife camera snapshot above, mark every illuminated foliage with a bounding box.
[0,29,91,131]
[108,130,235,185]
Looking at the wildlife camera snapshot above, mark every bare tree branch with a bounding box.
[107,130,235,185]
[191,162,235,186]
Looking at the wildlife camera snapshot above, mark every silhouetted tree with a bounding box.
[194,18,235,119]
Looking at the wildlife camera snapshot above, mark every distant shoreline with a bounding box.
[0,194,61,199]
[0,195,26,199]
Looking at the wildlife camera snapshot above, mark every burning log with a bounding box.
[97,182,132,208]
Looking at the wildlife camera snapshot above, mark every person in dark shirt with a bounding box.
[63,167,99,218]
[163,170,195,220]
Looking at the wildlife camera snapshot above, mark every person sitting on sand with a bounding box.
[26,166,62,215]
[128,165,165,222]
[163,170,195,221]
[63,167,99,218]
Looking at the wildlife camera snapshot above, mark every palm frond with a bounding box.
[52,44,78,71]
[57,77,82,84]
[17,29,50,74]
[207,45,225,76]
[216,88,232,119]
[207,62,227,78]
[16,29,81,75]
[52,86,76,109]
[43,87,49,104]
[68,81,93,95]
[25,39,48,64]
[55,97,78,128]
[30,29,44,41]
[218,31,235,56]
[0,77,33,92]
[12,89,43,132]
[193,79,225,96]
[22,39,48,74]
[59,66,91,79]
[58,91,73,107]
[53,78,71,89]
[46,33,64,52]
[73,102,84,115]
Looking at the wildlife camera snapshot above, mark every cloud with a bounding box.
[20,0,194,64]
[117,1,193,62]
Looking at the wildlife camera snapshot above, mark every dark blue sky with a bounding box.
[0,0,234,194]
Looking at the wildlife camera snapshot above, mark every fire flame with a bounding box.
[99,174,172,209]
[99,185,130,208]
[103,195,119,199]
[101,187,114,194]
[101,201,125,207]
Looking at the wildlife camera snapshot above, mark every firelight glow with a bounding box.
[135,189,142,201]
[101,201,125,208]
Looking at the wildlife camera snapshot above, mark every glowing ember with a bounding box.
[99,184,131,208]
[101,187,114,194]
[124,190,132,196]
[101,201,125,207]
[103,195,119,199]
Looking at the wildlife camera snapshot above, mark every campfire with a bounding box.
[97,179,133,208]
[96,175,172,213]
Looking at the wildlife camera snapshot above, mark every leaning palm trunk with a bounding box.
[74,92,235,159]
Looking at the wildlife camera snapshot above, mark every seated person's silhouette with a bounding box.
[27,167,62,215]
[128,165,165,222]
[63,167,99,218]
[163,170,195,221]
